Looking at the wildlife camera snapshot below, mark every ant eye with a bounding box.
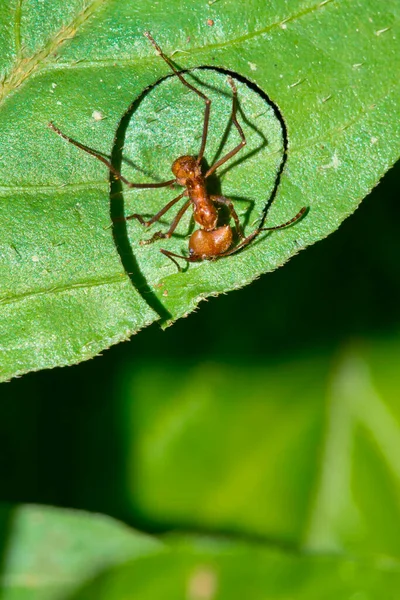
[189,248,194,256]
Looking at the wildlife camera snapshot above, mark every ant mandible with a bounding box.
[49,31,306,271]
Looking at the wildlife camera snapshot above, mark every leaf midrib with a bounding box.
[0,273,126,308]
[0,0,109,107]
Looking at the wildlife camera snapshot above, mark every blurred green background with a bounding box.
[1,157,400,559]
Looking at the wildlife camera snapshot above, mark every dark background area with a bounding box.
[0,159,399,534]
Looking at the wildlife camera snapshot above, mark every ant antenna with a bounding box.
[144,31,211,164]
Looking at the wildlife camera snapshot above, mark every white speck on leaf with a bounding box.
[248,62,257,71]
[288,78,304,89]
[92,110,104,121]
[375,27,391,36]
[319,151,341,171]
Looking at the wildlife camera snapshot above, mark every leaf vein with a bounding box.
[0,181,108,195]
[0,0,109,108]
[0,273,126,307]
[14,0,23,60]
[39,0,338,75]
[293,80,400,153]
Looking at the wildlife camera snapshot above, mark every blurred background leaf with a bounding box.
[70,536,400,600]
[0,504,160,599]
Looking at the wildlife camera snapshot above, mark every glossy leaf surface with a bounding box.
[1,0,400,380]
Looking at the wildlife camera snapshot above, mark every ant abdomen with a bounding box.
[189,226,233,260]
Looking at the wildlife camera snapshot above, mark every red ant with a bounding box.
[49,32,306,271]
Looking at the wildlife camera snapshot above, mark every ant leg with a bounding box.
[211,195,244,238]
[144,32,211,163]
[205,76,246,179]
[160,248,200,271]
[48,122,176,189]
[140,199,191,245]
[160,249,190,272]
[217,206,307,258]
[126,190,187,225]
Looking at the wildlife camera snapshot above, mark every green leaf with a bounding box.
[1,0,400,380]
[3,508,400,599]
[121,335,400,558]
[70,536,400,599]
[0,504,161,599]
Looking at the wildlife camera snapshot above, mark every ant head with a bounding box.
[172,155,200,185]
